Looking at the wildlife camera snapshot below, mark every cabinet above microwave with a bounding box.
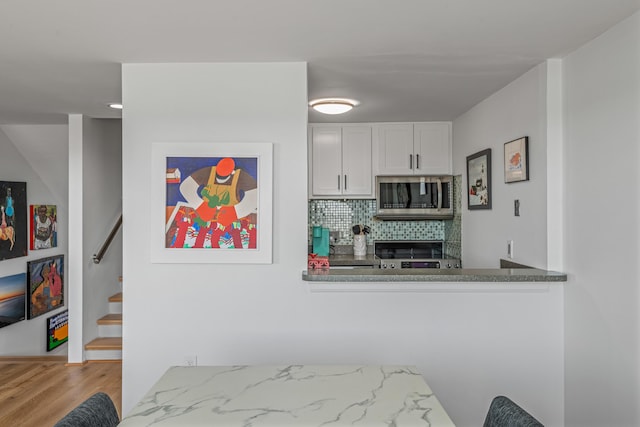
[374,122,452,176]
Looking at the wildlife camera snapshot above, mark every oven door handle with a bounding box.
[436,178,442,211]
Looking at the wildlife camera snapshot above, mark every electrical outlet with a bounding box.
[507,240,514,259]
[183,355,198,367]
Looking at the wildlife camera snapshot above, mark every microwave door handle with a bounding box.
[436,178,442,211]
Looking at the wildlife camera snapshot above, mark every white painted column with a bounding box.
[67,114,84,363]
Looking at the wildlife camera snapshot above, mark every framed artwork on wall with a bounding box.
[0,181,28,260]
[27,254,64,319]
[30,204,58,250]
[504,136,529,183]
[46,309,68,351]
[151,142,273,264]
[0,272,26,329]
[467,148,492,210]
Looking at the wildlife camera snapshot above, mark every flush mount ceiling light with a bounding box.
[309,98,359,115]
[108,103,123,110]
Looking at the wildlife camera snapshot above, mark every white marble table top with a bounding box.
[119,365,455,426]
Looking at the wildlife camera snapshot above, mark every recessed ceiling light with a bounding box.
[309,98,359,115]
[109,103,123,110]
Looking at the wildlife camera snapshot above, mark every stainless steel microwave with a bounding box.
[375,175,454,219]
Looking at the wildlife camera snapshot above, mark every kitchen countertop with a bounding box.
[302,267,567,282]
[326,253,380,266]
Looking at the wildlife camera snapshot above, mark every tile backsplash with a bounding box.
[308,176,462,259]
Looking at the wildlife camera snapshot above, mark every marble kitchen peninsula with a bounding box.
[118,365,455,426]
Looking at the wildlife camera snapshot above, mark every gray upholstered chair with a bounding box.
[483,395,543,427]
[53,392,120,427]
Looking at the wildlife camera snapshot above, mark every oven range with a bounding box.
[374,240,461,269]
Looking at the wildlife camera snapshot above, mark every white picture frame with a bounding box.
[151,142,273,264]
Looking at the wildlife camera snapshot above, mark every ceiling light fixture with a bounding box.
[309,98,359,115]
[108,103,123,110]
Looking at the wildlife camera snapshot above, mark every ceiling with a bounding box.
[1,0,638,125]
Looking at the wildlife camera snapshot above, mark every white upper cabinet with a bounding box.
[413,122,452,175]
[374,123,415,175]
[375,122,452,175]
[309,125,373,198]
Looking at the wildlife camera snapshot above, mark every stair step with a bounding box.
[85,337,122,351]
[109,292,123,303]
[97,313,122,325]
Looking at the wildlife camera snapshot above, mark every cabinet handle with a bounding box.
[344,175,348,190]
[416,154,420,169]
[338,175,341,190]
[409,154,413,169]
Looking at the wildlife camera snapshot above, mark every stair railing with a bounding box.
[93,214,122,264]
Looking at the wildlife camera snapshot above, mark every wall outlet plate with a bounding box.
[183,355,198,366]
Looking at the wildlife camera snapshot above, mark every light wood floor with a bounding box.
[0,357,122,427]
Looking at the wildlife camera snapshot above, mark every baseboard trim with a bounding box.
[0,355,68,362]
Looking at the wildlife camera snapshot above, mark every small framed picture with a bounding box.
[504,137,529,183]
[46,309,68,351]
[27,254,64,319]
[30,204,58,250]
[467,148,492,210]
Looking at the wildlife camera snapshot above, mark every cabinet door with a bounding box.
[311,127,342,196]
[414,122,452,174]
[376,123,414,175]
[342,126,372,196]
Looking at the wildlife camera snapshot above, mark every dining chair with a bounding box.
[483,395,543,427]
[53,392,120,427]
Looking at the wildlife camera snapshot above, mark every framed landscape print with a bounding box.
[151,142,273,264]
[46,309,68,351]
[504,136,529,183]
[30,204,58,250]
[0,272,26,329]
[27,254,64,319]
[467,148,492,210]
[0,181,28,260]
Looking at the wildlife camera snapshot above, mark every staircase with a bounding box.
[84,292,122,361]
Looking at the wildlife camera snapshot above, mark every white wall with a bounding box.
[453,64,548,269]
[121,62,564,427]
[0,124,69,356]
[563,12,640,427]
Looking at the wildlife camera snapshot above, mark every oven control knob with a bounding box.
[390,264,396,269]
[455,263,460,269]
[446,263,452,268]
[381,263,387,269]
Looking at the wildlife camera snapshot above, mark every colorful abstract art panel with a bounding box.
[165,156,258,250]
[27,255,64,319]
[0,181,27,260]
